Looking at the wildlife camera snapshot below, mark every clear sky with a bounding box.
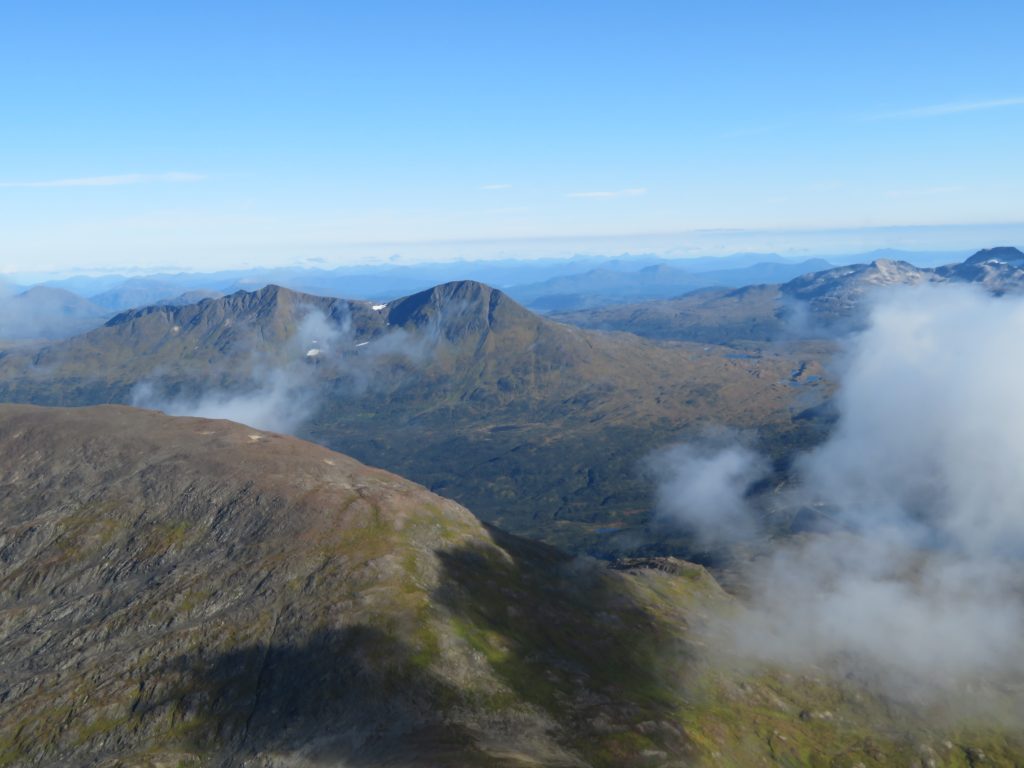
[2,0,1023,272]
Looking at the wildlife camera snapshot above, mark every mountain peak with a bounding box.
[867,258,921,275]
[424,279,497,303]
[964,246,1024,265]
[231,282,291,304]
[99,280,333,333]
[210,283,346,320]
[385,280,536,337]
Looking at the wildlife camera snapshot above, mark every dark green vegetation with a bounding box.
[2,404,1020,767]
[0,280,831,558]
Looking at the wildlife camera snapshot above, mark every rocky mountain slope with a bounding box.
[935,245,1024,292]
[0,404,700,766]
[0,282,830,556]
[2,404,1020,767]
[779,257,939,325]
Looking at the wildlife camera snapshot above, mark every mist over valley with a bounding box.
[4,247,1024,764]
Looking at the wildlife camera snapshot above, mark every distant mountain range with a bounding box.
[9,248,969,316]
[556,246,1024,342]
[505,258,836,311]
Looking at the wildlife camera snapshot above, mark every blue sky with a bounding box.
[2,0,1023,272]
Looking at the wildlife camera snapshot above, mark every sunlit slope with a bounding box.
[0,404,694,766]
[0,405,1019,766]
[0,284,387,403]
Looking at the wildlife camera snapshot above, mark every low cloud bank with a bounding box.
[131,306,428,434]
[653,283,1024,698]
[132,369,317,434]
[646,430,767,547]
[131,310,348,433]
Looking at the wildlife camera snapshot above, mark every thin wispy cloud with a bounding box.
[480,183,512,190]
[567,187,647,199]
[0,172,205,189]
[871,97,1024,120]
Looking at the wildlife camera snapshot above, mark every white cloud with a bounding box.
[0,172,205,188]
[648,431,768,546]
[872,97,1024,120]
[566,187,647,199]
[663,284,1024,703]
